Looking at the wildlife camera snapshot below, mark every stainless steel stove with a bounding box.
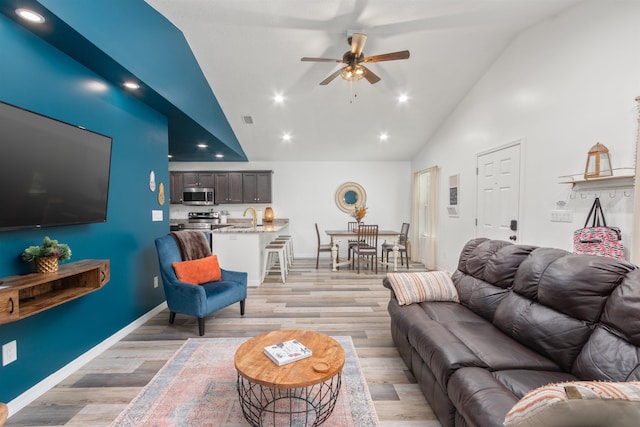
[181,222,212,230]
[188,211,220,224]
[180,212,230,238]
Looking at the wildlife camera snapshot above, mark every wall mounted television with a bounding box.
[0,101,112,231]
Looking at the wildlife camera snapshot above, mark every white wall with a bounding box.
[412,0,640,271]
[170,161,412,259]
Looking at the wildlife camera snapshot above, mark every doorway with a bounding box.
[476,142,522,242]
[412,166,439,269]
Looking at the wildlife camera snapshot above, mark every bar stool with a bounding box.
[263,242,288,284]
[269,239,293,276]
[271,239,291,272]
[275,235,294,267]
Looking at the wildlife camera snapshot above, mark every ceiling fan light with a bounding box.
[341,65,364,82]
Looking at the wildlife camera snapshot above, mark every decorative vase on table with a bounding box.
[35,257,59,273]
[352,206,367,224]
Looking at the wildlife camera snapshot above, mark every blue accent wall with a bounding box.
[0,11,168,402]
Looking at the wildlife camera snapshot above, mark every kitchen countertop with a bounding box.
[212,223,287,233]
[170,218,289,231]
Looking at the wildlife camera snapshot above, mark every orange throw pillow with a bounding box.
[172,255,221,285]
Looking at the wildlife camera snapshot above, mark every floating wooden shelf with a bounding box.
[559,169,635,191]
[0,259,109,325]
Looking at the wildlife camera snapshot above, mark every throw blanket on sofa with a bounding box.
[170,231,211,260]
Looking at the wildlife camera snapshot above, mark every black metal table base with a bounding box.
[237,373,342,427]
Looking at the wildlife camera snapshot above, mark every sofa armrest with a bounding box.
[383,277,398,300]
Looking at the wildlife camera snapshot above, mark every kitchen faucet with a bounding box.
[243,207,257,228]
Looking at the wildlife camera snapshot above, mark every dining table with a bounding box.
[325,229,401,272]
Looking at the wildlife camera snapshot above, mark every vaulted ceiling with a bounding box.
[145,0,582,162]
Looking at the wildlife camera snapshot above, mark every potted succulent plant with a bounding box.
[22,236,72,273]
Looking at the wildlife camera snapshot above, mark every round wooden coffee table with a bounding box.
[234,330,346,427]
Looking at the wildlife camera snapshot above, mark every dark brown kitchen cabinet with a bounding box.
[214,172,243,204]
[169,172,184,204]
[243,171,272,203]
[183,172,215,187]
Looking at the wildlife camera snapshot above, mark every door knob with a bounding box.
[509,235,517,241]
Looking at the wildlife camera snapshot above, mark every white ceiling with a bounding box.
[145,0,581,162]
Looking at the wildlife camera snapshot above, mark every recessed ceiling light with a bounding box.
[215,153,224,158]
[85,80,108,92]
[282,132,292,142]
[168,154,173,159]
[398,94,409,103]
[15,8,45,23]
[197,143,208,148]
[274,94,285,104]
[379,133,389,141]
[123,81,140,90]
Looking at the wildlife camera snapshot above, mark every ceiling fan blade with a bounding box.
[361,66,381,84]
[301,57,344,63]
[350,33,367,58]
[319,69,342,85]
[362,50,410,63]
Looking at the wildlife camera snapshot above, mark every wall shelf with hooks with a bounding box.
[559,168,635,198]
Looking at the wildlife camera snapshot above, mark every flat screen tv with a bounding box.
[0,101,112,231]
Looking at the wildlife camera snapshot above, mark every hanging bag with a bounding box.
[573,197,624,259]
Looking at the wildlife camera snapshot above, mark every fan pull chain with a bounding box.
[349,80,358,104]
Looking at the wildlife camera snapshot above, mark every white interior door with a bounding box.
[476,143,521,242]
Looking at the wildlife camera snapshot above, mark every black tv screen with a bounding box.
[0,101,112,231]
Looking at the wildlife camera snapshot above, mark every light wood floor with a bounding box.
[6,257,441,427]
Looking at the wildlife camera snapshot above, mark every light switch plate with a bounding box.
[550,210,573,222]
[152,210,163,222]
[3,340,17,366]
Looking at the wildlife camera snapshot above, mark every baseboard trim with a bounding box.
[6,301,168,417]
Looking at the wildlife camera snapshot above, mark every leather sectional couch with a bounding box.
[384,238,640,427]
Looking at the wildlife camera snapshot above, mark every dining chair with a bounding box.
[315,223,337,269]
[347,221,361,260]
[382,222,410,270]
[351,224,379,274]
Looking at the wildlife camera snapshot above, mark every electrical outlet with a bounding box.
[550,210,573,222]
[154,276,159,288]
[2,340,17,366]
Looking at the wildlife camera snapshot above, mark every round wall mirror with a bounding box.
[344,190,358,205]
[335,182,366,213]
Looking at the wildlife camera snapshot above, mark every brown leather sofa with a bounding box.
[384,238,640,427]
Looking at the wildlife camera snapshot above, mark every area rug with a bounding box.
[112,336,379,426]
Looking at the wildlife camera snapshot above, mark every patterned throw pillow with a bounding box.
[172,255,221,285]
[504,381,640,427]
[386,271,459,305]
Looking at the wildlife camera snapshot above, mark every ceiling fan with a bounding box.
[301,33,410,85]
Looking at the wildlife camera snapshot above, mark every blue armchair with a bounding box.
[155,234,247,336]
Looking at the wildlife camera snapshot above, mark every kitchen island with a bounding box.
[211,220,289,287]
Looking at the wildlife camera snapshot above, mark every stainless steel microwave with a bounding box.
[182,187,214,205]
